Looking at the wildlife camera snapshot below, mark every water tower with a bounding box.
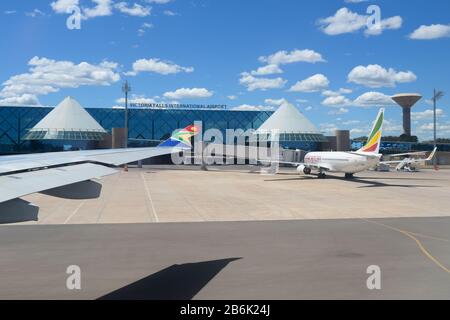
[391,93,422,136]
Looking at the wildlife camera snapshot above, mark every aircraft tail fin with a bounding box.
[158,125,200,149]
[357,108,384,154]
[427,147,438,161]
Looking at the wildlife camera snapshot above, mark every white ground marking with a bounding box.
[141,172,159,223]
[64,200,86,224]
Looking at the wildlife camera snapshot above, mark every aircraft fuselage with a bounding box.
[304,152,381,174]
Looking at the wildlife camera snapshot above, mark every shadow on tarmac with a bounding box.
[98,258,241,300]
[264,175,440,188]
[40,180,102,200]
[0,199,39,224]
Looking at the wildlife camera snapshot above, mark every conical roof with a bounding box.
[256,102,320,134]
[24,97,106,141]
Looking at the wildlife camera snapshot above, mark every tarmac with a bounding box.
[0,165,449,299]
[0,166,449,225]
[0,218,449,299]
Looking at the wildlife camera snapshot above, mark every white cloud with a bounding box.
[127,58,194,75]
[322,88,352,97]
[344,0,368,3]
[0,94,40,106]
[321,91,403,108]
[145,0,172,3]
[322,95,351,106]
[227,95,237,100]
[114,2,151,17]
[259,49,325,65]
[289,74,329,93]
[410,24,450,40]
[115,94,157,105]
[83,0,114,18]
[328,107,349,115]
[320,123,339,134]
[50,0,79,14]
[232,104,274,111]
[348,64,417,88]
[412,109,445,120]
[0,56,120,100]
[164,10,178,16]
[418,122,450,132]
[364,16,402,36]
[264,98,289,106]
[318,7,402,36]
[251,64,283,76]
[342,120,361,126]
[353,91,396,107]
[319,8,366,35]
[4,10,17,15]
[52,0,152,19]
[138,22,153,36]
[26,9,46,17]
[163,88,213,100]
[239,72,287,91]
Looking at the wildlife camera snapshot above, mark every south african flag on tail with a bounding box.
[158,125,200,149]
[357,108,384,154]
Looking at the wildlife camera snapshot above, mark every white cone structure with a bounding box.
[256,102,320,134]
[24,97,106,140]
[255,102,324,143]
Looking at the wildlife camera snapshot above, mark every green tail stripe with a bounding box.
[368,113,383,141]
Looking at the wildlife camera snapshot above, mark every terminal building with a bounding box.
[0,99,274,154]
[0,98,447,160]
[0,98,331,155]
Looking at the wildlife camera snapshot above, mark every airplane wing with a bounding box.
[381,147,437,165]
[0,146,186,204]
[385,151,427,158]
[0,125,199,203]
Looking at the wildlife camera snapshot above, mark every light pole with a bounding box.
[432,89,444,169]
[122,81,131,172]
[122,80,131,148]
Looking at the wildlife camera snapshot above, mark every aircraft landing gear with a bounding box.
[345,173,354,180]
[318,171,326,179]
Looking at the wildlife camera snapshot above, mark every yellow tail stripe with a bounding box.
[364,131,381,150]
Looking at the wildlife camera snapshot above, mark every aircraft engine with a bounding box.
[297,165,312,175]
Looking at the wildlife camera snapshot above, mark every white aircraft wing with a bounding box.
[0,163,117,203]
[380,147,437,165]
[0,147,184,174]
[385,151,427,158]
[0,146,186,204]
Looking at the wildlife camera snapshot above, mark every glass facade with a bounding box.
[2,106,445,155]
[0,106,276,154]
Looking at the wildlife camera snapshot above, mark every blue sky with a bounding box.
[0,0,449,140]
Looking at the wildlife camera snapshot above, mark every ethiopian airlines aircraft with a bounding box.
[286,109,435,179]
[294,109,385,179]
[0,125,199,203]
